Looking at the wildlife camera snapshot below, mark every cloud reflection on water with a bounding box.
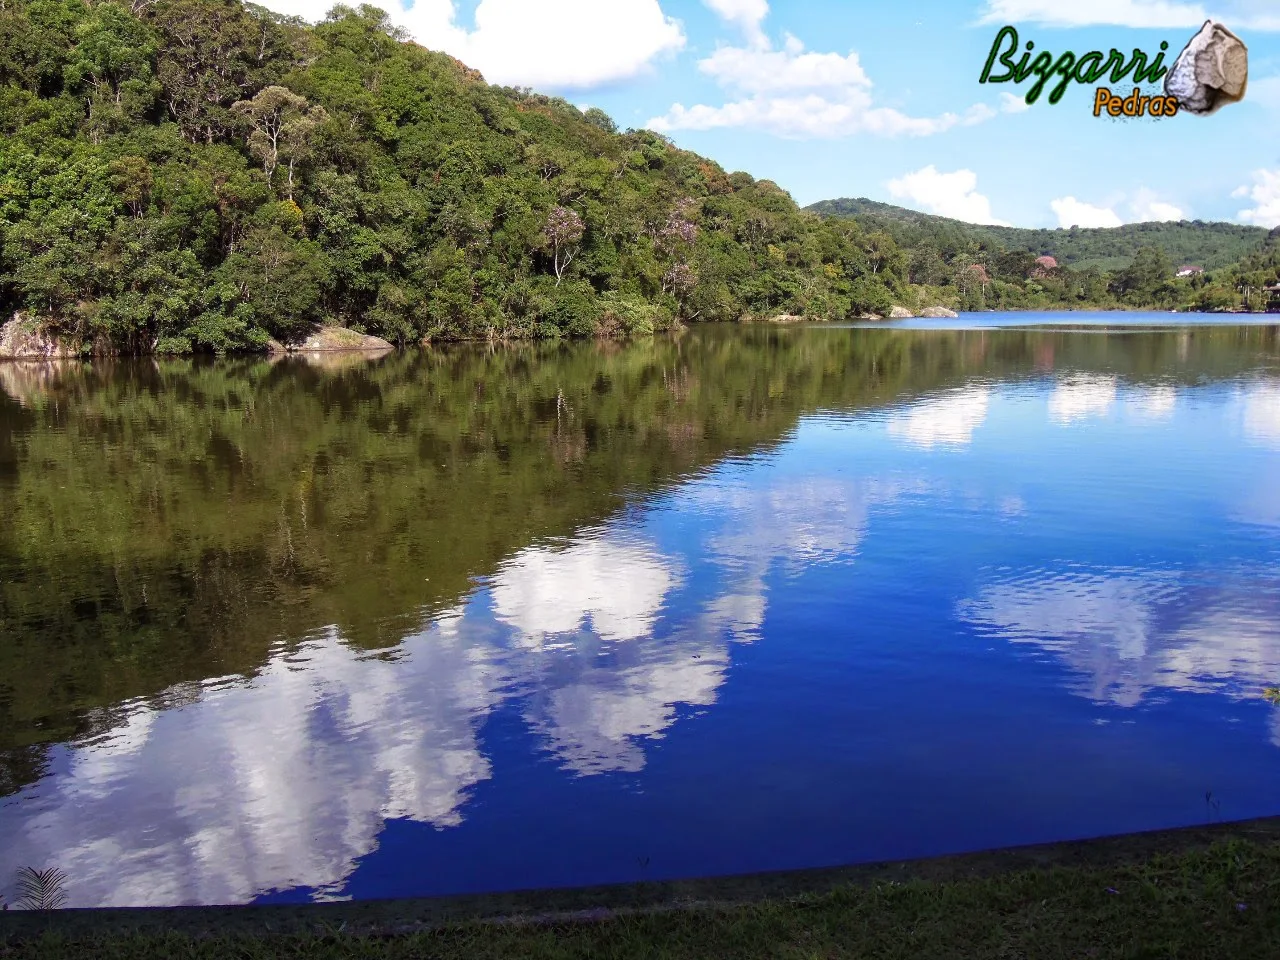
[1048,375,1118,424]
[886,387,992,449]
[960,569,1280,710]
[1244,382,1280,448]
[5,371,1280,909]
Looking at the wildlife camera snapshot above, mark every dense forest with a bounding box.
[1,0,1278,356]
[809,197,1280,314]
[0,0,922,354]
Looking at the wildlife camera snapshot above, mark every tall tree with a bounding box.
[230,84,327,198]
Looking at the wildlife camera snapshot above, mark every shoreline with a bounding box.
[2,309,1279,363]
[2,816,1278,940]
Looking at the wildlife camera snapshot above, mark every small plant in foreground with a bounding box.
[1205,790,1222,824]
[13,866,69,911]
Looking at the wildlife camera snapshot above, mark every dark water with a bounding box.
[1,319,1279,908]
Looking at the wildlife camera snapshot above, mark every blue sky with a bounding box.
[262,0,1280,229]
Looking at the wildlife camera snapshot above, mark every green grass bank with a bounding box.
[3,818,1280,958]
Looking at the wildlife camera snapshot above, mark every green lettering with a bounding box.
[980,26,1020,83]
[1100,49,1127,82]
[1013,45,1040,83]
[1023,51,1056,104]
[1134,42,1169,83]
[1048,52,1077,104]
[1110,49,1144,84]
[1074,51,1106,83]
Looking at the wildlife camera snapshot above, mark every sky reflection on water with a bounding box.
[2,340,1279,908]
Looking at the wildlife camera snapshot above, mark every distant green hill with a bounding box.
[806,197,1269,273]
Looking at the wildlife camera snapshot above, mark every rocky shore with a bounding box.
[0,316,394,360]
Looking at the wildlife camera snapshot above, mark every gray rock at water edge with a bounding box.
[0,313,77,359]
[277,325,395,353]
[888,305,915,319]
[1165,20,1248,116]
[918,306,959,318]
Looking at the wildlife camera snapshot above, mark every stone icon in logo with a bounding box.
[1165,21,1248,115]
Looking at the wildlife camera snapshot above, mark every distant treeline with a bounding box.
[807,197,1280,314]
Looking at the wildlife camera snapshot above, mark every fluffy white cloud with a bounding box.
[1049,375,1118,423]
[649,33,1012,139]
[978,0,1280,29]
[887,167,1009,225]
[702,0,770,47]
[1050,196,1124,229]
[1129,189,1185,223]
[697,44,870,94]
[888,388,993,449]
[255,0,685,89]
[999,92,1031,114]
[1233,170,1280,227]
[1050,192,1184,229]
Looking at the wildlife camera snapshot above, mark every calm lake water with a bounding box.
[2,314,1279,908]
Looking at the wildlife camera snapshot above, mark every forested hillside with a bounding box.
[808,197,1280,314]
[0,0,917,354]
[2,0,1277,356]
[807,198,1270,273]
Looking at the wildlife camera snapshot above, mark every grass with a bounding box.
[3,837,1280,959]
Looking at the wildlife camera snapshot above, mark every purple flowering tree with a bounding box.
[544,206,584,286]
[656,197,699,257]
[662,262,697,299]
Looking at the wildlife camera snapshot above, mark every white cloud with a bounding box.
[1233,169,1280,227]
[649,33,1011,139]
[1049,375,1118,423]
[1049,191,1184,229]
[887,166,1010,225]
[888,388,993,449]
[999,92,1031,114]
[702,0,770,48]
[255,0,686,89]
[977,0,1280,29]
[1129,189,1185,223]
[1050,196,1124,229]
[697,44,871,94]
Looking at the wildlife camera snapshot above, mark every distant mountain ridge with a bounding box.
[806,197,1270,273]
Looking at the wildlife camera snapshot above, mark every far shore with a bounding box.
[2,308,1279,363]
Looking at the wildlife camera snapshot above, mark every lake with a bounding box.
[1,313,1279,908]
